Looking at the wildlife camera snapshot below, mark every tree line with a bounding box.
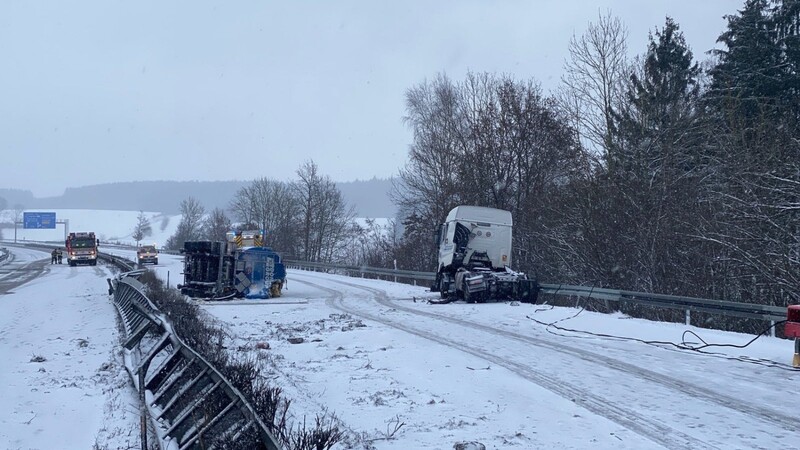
[392,0,800,317]
[164,160,364,263]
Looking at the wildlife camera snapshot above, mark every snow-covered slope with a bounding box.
[0,209,180,247]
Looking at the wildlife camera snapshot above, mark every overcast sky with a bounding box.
[1,1,741,197]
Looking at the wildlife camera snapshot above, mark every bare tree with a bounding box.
[202,207,232,242]
[395,72,586,274]
[165,197,205,250]
[229,178,300,254]
[393,74,464,232]
[559,10,629,162]
[293,160,357,262]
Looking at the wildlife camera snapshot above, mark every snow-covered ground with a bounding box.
[0,246,140,450]
[2,242,797,449]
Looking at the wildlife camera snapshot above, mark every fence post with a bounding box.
[685,309,691,326]
[139,369,147,450]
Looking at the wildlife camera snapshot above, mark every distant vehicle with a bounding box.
[65,232,98,267]
[137,245,159,265]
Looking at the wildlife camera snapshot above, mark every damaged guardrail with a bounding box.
[109,271,281,450]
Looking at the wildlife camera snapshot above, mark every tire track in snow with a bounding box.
[313,276,798,436]
[293,275,717,450]
[0,257,49,295]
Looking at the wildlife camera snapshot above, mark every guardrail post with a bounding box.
[139,368,147,450]
[685,309,691,326]
[795,338,800,368]
[770,320,775,338]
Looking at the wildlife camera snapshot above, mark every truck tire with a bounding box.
[438,277,449,299]
[464,286,474,303]
[464,285,487,304]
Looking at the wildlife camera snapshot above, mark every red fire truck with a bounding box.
[65,232,99,266]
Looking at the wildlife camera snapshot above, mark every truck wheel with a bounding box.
[438,278,449,299]
[464,287,474,303]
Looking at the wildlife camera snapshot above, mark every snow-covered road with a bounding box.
[295,272,797,448]
[0,245,139,450]
[0,246,50,295]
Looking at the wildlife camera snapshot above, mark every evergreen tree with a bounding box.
[708,0,785,126]
[619,18,700,146]
[699,0,800,306]
[602,17,705,294]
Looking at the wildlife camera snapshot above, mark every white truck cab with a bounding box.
[436,205,512,272]
[433,206,536,303]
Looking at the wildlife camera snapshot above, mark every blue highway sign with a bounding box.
[23,212,56,229]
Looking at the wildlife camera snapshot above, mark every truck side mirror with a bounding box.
[96,239,100,246]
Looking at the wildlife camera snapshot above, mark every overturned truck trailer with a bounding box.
[432,206,538,303]
[178,231,286,300]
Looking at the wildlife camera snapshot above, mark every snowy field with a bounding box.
[1,243,797,449]
[0,209,180,247]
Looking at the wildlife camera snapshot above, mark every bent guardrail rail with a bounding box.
[110,271,281,450]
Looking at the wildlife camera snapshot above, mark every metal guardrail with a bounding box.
[285,259,789,330]
[110,270,282,450]
[2,242,790,329]
[285,259,435,285]
[538,284,787,324]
